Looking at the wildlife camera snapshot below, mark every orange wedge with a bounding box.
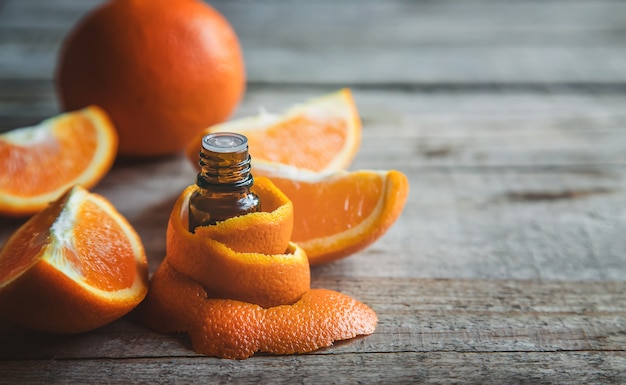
[0,185,148,333]
[259,166,409,265]
[138,176,378,358]
[187,88,361,173]
[0,106,118,217]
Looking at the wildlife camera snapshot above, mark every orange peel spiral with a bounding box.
[139,177,377,359]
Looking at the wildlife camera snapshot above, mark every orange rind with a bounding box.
[139,177,378,358]
[189,178,294,255]
[141,262,377,359]
[166,178,308,308]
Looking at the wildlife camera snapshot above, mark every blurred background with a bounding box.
[2,0,626,127]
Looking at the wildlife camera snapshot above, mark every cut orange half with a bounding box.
[259,166,409,265]
[187,88,361,174]
[0,106,117,217]
[0,185,148,333]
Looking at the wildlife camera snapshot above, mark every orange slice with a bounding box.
[187,88,361,173]
[260,167,409,265]
[0,106,117,217]
[138,176,378,358]
[0,185,148,333]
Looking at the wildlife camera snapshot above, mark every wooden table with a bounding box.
[1,1,625,383]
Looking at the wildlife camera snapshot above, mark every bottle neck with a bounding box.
[196,147,254,190]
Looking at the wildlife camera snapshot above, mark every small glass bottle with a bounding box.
[188,132,261,232]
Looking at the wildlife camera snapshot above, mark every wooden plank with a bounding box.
[1,1,626,83]
[4,0,626,38]
[1,352,625,384]
[0,277,623,359]
[0,278,624,383]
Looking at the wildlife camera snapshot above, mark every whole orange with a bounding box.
[56,0,245,157]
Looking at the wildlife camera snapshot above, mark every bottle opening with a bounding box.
[202,132,248,153]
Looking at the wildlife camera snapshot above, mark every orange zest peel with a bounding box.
[139,177,377,358]
[142,262,377,359]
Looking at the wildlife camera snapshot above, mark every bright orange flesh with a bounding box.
[57,0,245,156]
[253,169,409,265]
[0,186,148,333]
[287,172,383,239]
[244,115,350,171]
[139,177,378,358]
[71,199,138,291]
[0,106,117,217]
[187,88,361,173]
[1,115,97,196]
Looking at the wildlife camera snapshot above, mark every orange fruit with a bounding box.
[138,176,377,359]
[165,177,309,308]
[0,106,117,217]
[187,88,361,173]
[56,0,245,157]
[261,167,409,265]
[140,262,377,359]
[0,185,148,333]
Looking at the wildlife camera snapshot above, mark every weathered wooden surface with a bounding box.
[1,0,625,383]
[1,278,625,384]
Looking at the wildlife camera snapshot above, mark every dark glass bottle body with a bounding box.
[188,132,261,232]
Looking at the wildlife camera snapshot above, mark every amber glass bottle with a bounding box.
[188,132,261,232]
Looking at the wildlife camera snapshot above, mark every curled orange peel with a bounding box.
[191,178,294,255]
[139,177,377,358]
[141,262,377,359]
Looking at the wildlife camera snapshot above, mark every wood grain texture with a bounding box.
[1,352,626,385]
[1,278,624,384]
[1,0,626,83]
